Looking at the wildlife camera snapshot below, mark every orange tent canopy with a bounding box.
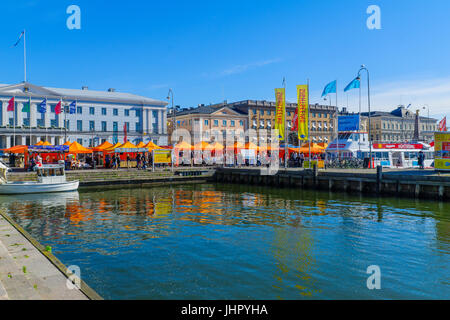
[144,141,162,149]
[136,141,146,148]
[297,143,325,154]
[119,141,137,149]
[4,145,28,154]
[68,141,93,154]
[205,142,224,151]
[104,142,123,152]
[63,141,72,146]
[225,142,245,150]
[244,142,259,150]
[175,141,193,150]
[92,141,113,152]
[193,141,210,150]
[36,141,52,146]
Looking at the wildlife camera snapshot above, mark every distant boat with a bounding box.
[0,163,79,195]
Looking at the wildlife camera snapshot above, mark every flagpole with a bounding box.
[29,96,32,145]
[13,96,16,147]
[283,77,287,169]
[358,80,362,152]
[24,30,27,83]
[308,79,311,166]
[336,81,339,161]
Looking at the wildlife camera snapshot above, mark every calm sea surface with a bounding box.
[1,184,449,299]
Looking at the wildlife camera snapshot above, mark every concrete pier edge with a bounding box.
[0,209,103,300]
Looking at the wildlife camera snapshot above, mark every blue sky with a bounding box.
[0,0,449,120]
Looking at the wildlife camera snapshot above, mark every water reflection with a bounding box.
[1,184,449,299]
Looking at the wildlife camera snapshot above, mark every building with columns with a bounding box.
[0,82,168,149]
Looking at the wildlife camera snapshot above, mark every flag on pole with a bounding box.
[55,100,62,115]
[344,77,360,92]
[124,123,128,143]
[7,97,15,111]
[69,101,77,114]
[38,98,47,113]
[274,88,286,140]
[439,117,447,131]
[22,98,31,112]
[321,80,337,97]
[291,107,298,132]
[12,31,24,47]
[297,85,309,140]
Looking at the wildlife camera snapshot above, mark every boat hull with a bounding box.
[0,180,79,195]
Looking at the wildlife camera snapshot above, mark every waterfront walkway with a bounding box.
[0,211,91,300]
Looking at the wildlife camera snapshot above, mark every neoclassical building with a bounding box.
[0,82,168,149]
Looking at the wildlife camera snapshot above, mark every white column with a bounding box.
[142,108,148,133]
[58,112,63,128]
[30,104,37,127]
[16,103,23,126]
[19,136,26,145]
[44,104,51,127]
[1,101,7,126]
[158,110,163,134]
[163,109,167,134]
[6,136,11,149]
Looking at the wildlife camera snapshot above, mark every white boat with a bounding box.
[0,162,79,195]
[325,132,434,169]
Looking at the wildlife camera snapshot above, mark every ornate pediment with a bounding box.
[0,82,58,97]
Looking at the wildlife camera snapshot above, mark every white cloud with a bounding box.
[204,58,282,78]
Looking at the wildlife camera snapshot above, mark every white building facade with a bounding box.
[0,82,168,148]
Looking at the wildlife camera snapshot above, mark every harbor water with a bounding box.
[0,184,449,299]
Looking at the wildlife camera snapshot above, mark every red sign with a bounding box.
[443,142,450,151]
[373,143,423,150]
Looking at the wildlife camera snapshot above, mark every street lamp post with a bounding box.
[357,65,372,168]
[423,104,430,142]
[167,89,175,140]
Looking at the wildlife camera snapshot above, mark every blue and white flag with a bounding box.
[321,80,337,97]
[38,98,47,113]
[69,101,77,114]
[12,31,24,47]
[344,77,360,92]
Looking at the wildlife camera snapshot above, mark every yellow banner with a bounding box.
[297,85,309,140]
[274,88,285,140]
[153,150,172,164]
[435,159,450,170]
[435,132,450,142]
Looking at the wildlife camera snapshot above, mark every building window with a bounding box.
[77,120,83,131]
[205,119,209,126]
[102,108,107,115]
[230,120,235,127]
[214,120,218,127]
[136,110,141,117]
[51,105,55,113]
[125,109,130,117]
[240,120,244,126]
[89,121,95,131]
[89,107,95,115]
[77,106,82,114]
[223,120,227,126]
[101,121,107,132]
[77,138,83,145]
[113,122,118,132]
[113,108,118,116]
[50,119,57,127]
[136,122,141,132]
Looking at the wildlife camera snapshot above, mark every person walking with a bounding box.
[418,151,425,169]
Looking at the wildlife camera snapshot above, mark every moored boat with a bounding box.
[0,162,79,194]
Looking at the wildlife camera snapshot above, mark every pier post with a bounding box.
[313,164,318,188]
[415,184,420,198]
[376,166,382,194]
[439,185,445,199]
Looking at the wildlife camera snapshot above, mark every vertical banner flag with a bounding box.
[69,101,77,114]
[291,107,298,131]
[7,97,15,111]
[274,88,285,140]
[321,80,337,97]
[297,85,309,140]
[124,123,128,143]
[38,98,47,113]
[22,98,31,112]
[439,117,447,131]
[55,100,62,115]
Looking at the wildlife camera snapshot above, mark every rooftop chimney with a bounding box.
[108,88,116,92]
[82,86,89,90]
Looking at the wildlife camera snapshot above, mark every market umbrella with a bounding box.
[92,141,113,152]
[205,142,224,152]
[68,141,93,154]
[4,145,28,154]
[63,141,72,146]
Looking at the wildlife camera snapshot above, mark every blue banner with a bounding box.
[38,98,47,114]
[338,115,360,132]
